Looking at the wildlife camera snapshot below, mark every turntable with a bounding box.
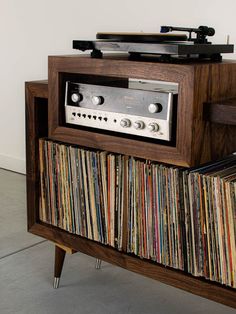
[73,25,234,62]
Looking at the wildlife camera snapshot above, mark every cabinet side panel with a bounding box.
[207,63,236,160]
[192,63,236,165]
[26,83,48,229]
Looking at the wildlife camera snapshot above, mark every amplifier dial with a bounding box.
[71,93,82,103]
[148,103,162,114]
[92,96,104,105]
[148,123,159,132]
[134,120,145,129]
[120,118,131,128]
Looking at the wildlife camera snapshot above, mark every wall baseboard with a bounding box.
[0,154,25,174]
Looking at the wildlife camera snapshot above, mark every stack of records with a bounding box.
[126,155,236,288]
[126,158,186,271]
[184,155,236,286]
[39,139,125,250]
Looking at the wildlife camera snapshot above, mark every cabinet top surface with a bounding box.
[48,53,236,66]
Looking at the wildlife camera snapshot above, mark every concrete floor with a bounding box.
[0,169,235,314]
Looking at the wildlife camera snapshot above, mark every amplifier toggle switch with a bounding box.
[120,118,131,128]
[148,123,159,132]
[92,96,104,105]
[148,103,162,114]
[71,93,82,103]
[134,120,145,130]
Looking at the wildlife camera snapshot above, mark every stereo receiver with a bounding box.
[65,79,178,141]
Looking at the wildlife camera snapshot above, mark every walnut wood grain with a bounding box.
[48,55,193,166]
[205,98,236,125]
[48,55,236,167]
[25,81,48,229]
[200,63,236,162]
[54,245,66,279]
[30,222,236,309]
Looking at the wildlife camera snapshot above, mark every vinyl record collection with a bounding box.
[39,139,125,250]
[39,139,236,288]
[184,156,236,287]
[127,155,236,288]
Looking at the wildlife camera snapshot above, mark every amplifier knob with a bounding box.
[148,123,159,132]
[120,118,131,128]
[71,93,82,103]
[134,120,145,129]
[92,96,104,105]
[148,103,162,114]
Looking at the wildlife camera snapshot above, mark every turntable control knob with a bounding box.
[120,118,131,128]
[92,96,104,106]
[134,120,145,129]
[71,93,82,103]
[148,103,162,114]
[148,123,159,132]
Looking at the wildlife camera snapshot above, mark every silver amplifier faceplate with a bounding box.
[65,79,178,141]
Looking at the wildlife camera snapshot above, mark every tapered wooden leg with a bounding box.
[54,245,66,289]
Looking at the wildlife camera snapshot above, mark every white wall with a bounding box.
[0,0,236,173]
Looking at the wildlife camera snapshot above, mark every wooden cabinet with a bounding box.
[26,55,236,309]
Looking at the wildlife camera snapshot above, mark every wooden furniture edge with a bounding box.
[29,223,236,308]
[49,127,190,167]
[25,80,48,98]
[204,98,236,125]
[55,243,77,254]
[25,81,48,230]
